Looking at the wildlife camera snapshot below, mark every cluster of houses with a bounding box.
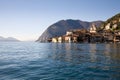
[49,18,120,43]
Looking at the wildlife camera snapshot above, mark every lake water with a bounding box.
[0,42,120,80]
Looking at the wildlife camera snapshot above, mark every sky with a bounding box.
[0,0,120,41]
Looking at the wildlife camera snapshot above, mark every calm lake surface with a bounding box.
[0,42,120,80]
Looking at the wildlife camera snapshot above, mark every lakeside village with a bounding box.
[48,19,120,43]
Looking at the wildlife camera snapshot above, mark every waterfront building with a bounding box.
[58,37,62,43]
[52,37,58,42]
[50,26,120,43]
[72,35,79,42]
[64,36,72,43]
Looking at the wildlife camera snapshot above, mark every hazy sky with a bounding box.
[0,0,120,41]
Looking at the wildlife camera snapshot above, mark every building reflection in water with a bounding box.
[50,43,59,59]
[50,43,120,68]
[104,43,120,62]
[110,43,120,61]
[51,43,84,63]
[50,43,120,79]
[50,43,73,62]
[88,43,120,71]
[64,43,72,62]
[89,44,97,63]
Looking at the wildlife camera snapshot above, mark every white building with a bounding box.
[105,23,111,30]
[65,36,72,42]
[66,31,73,36]
[90,24,97,33]
[58,37,62,43]
[52,38,58,43]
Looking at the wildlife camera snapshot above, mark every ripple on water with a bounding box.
[0,42,120,80]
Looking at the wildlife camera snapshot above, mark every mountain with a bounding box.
[99,13,120,30]
[37,19,103,42]
[0,36,20,42]
[0,36,4,39]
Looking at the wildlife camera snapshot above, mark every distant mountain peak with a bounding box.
[0,36,20,42]
[0,36,4,39]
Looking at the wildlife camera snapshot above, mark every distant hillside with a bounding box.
[0,36,20,42]
[100,13,120,30]
[37,19,102,42]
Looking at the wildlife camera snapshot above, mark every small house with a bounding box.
[58,37,62,43]
[52,37,58,43]
[64,36,72,43]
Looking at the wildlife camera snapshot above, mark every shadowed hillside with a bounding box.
[37,19,102,42]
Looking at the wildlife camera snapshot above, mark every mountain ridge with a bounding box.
[37,19,103,42]
[0,36,20,42]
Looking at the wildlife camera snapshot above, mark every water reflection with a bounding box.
[87,43,120,73]
[88,43,120,61]
[104,43,120,61]
[47,42,120,74]
[51,43,120,75]
[49,43,120,65]
[65,43,72,62]
[109,43,120,62]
